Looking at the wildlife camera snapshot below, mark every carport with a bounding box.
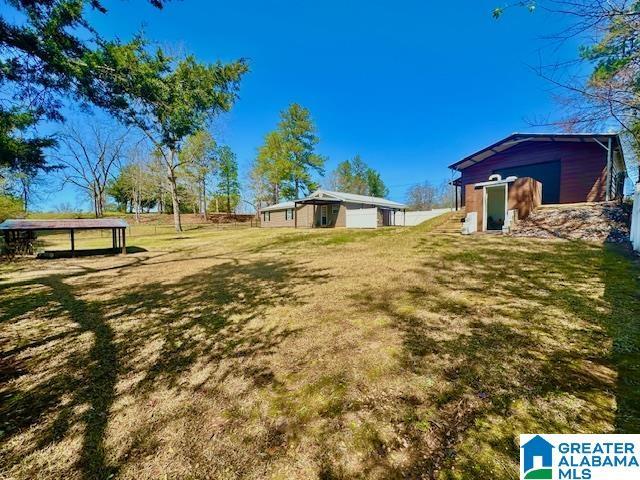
[0,218,129,256]
[293,196,342,228]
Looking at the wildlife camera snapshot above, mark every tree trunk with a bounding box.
[201,177,207,219]
[167,161,182,232]
[97,188,105,217]
[22,186,28,213]
[93,190,99,218]
[134,187,141,223]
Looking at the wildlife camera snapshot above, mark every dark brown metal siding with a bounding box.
[460,141,607,205]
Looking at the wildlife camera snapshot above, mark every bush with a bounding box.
[0,194,24,222]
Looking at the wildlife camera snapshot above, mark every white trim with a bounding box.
[483,187,487,232]
[483,183,508,232]
[473,176,518,188]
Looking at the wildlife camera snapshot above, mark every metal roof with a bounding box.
[260,201,296,212]
[260,189,406,212]
[0,218,128,230]
[449,132,624,171]
[299,189,406,209]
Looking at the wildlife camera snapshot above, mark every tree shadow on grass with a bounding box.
[0,256,330,479]
[342,235,640,479]
[599,243,640,432]
[0,274,117,479]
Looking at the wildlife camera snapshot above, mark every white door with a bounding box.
[345,207,377,228]
[483,184,508,231]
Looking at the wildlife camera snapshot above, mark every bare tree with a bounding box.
[497,1,640,181]
[406,181,438,210]
[406,179,454,209]
[55,123,129,217]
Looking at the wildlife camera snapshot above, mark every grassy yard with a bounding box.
[1,217,639,479]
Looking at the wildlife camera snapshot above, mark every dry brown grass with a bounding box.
[1,220,639,479]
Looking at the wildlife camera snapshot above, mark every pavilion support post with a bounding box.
[121,228,126,255]
[112,228,117,251]
[294,202,298,228]
[70,229,75,257]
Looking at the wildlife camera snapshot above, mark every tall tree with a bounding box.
[108,148,156,221]
[278,103,325,198]
[180,130,217,219]
[98,45,248,231]
[366,169,389,197]
[0,0,168,172]
[329,155,388,196]
[217,145,240,213]
[55,123,128,217]
[251,104,325,204]
[252,131,290,204]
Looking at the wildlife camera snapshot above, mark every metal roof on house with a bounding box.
[301,189,406,208]
[0,218,128,230]
[449,132,624,171]
[260,189,406,212]
[260,201,296,212]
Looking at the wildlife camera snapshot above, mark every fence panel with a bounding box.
[395,208,451,226]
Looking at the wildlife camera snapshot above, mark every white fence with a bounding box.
[345,207,378,228]
[632,184,640,253]
[394,208,451,226]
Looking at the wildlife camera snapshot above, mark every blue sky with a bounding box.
[41,0,585,209]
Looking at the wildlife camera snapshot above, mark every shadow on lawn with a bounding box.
[0,256,329,479]
[341,235,640,479]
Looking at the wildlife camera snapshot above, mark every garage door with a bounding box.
[345,207,377,228]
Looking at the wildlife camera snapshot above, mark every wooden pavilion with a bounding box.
[0,218,128,257]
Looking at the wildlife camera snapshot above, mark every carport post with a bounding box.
[294,201,298,228]
[70,229,75,257]
[112,228,117,251]
[121,228,126,255]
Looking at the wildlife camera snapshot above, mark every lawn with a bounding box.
[1,217,639,479]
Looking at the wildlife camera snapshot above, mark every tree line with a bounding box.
[249,103,391,207]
